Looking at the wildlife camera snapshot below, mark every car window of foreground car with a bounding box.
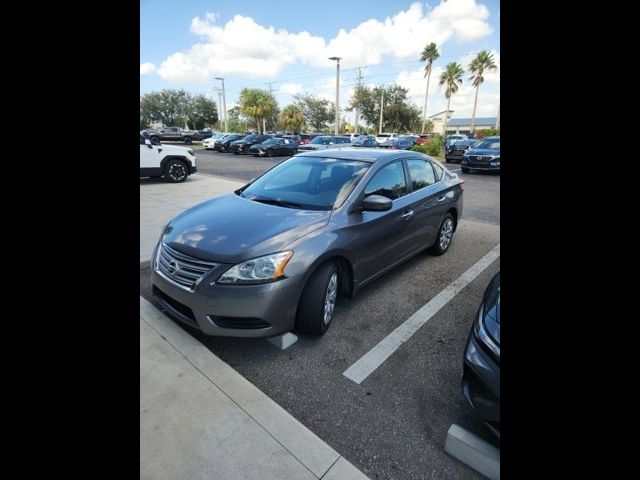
[239,156,370,211]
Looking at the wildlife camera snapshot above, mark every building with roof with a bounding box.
[428,111,498,137]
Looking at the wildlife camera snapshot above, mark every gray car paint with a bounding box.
[151,148,463,337]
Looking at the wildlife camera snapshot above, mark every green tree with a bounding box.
[140,89,191,127]
[279,104,306,133]
[439,63,464,136]
[468,50,498,135]
[293,93,334,132]
[419,42,440,134]
[348,84,421,133]
[238,88,279,134]
[186,94,218,130]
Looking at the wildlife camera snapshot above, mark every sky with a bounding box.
[140,0,500,126]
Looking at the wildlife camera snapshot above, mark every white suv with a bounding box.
[140,135,197,183]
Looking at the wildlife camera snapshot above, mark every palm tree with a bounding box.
[468,50,497,135]
[420,42,440,134]
[439,62,464,137]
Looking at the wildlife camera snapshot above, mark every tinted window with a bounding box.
[432,162,444,181]
[241,134,257,142]
[364,162,407,200]
[474,138,500,150]
[311,136,332,145]
[407,159,436,191]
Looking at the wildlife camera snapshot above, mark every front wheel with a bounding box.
[429,213,455,256]
[295,262,339,335]
[184,137,192,145]
[163,159,189,183]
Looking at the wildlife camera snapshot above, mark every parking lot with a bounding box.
[140,148,500,480]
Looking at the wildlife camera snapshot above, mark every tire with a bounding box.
[429,213,455,256]
[163,159,189,183]
[295,262,339,335]
[267,149,273,157]
[445,158,451,163]
[150,136,160,144]
[184,137,193,145]
[461,167,470,173]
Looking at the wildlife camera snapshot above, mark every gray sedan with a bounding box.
[151,148,464,338]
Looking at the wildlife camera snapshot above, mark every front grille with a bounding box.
[156,242,217,291]
[468,156,492,163]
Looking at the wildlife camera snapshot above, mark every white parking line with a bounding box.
[449,168,461,172]
[342,244,500,384]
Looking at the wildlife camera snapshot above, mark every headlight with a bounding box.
[216,251,293,285]
[473,300,500,360]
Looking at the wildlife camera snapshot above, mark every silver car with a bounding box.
[151,148,464,338]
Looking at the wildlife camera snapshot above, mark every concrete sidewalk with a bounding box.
[141,297,368,480]
[140,173,244,264]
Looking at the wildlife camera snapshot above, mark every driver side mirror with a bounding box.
[362,195,392,212]
[145,139,153,148]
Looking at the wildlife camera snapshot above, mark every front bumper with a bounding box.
[462,330,501,439]
[461,157,500,171]
[150,247,302,338]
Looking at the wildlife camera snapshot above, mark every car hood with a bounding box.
[162,193,331,264]
[158,144,192,155]
[466,148,500,156]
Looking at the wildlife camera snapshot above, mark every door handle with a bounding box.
[401,210,414,220]
[437,195,446,202]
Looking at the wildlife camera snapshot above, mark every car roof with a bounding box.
[295,147,429,163]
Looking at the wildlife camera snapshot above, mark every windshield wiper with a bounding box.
[250,196,305,209]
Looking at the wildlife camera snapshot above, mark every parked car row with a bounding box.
[444,136,500,173]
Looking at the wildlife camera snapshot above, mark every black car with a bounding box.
[248,137,299,157]
[379,138,415,150]
[229,134,273,154]
[461,136,500,173]
[214,133,245,152]
[445,139,477,163]
[462,271,500,440]
[199,128,214,139]
[353,137,379,148]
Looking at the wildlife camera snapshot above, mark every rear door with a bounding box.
[402,158,453,252]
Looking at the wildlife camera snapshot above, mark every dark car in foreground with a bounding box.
[445,139,477,163]
[214,133,245,152]
[461,136,500,173]
[229,134,273,154]
[379,138,415,150]
[151,148,464,338]
[462,271,500,440]
[248,137,298,157]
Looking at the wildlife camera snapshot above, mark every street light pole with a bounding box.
[215,77,228,133]
[378,89,384,134]
[329,57,342,135]
[495,99,500,130]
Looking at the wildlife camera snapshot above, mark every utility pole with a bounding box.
[495,99,500,129]
[266,82,278,133]
[215,77,228,133]
[378,89,384,134]
[329,57,342,134]
[214,87,223,130]
[354,68,363,134]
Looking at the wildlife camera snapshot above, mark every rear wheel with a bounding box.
[163,159,189,183]
[184,137,192,144]
[461,167,470,173]
[429,213,455,256]
[295,262,339,335]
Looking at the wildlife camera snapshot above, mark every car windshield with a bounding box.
[310,136,332,145]
[474,139,500,149]
[240,156,370,210]
[261,138,278,145]
[240,134,256,142]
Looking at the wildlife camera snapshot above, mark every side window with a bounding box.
[364,161,407,200]
[407,159,436,191]
[432,161,444,182]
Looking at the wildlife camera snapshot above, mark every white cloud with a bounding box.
[154,0,493,84]
[279,83,303,95]
[140,62,156,75]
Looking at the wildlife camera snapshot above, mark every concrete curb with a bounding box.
[140,296,368,479]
